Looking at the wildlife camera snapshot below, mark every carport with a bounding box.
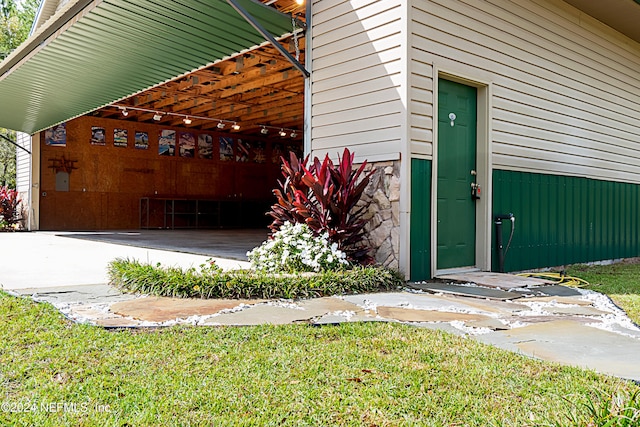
[1,0,308,231]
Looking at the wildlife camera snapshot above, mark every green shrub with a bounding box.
[108,258,404,300]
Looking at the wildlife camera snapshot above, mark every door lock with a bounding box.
[471,182,481,200]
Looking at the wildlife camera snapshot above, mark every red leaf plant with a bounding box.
[268,148,375,265]
[0,186,21,229]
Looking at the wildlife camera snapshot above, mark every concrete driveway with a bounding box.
[0,230,259,289]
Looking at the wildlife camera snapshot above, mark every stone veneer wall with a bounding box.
[358,160,401,270]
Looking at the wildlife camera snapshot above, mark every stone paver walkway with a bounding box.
[2,231,640,382]
[9,282,640,382]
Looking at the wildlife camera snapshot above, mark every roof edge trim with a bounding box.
[0,0,102,80]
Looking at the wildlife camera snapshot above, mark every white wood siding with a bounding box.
[409,0,640,184]
[15,132,30,192]
[310,0,405,162]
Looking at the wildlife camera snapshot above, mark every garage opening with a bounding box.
[32,1,307,231]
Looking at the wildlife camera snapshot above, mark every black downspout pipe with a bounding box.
[495,213,514,273]
[495,218,505,273]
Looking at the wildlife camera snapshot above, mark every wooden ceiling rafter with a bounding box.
[201,102,303,130]
[143,57,302,110]
[111,81,304,126]
[127,45,300,108]
[173,92,304,123]
[127,71,304,121]
[153,74,305,115]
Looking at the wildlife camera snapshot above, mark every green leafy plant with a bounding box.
[0,185,20,229]
[268,148,374,264]
[248,222,349,273]
[108,258,402,300]
[199,257,223,275]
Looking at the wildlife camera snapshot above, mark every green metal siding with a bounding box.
[492,170,640,272]
[410,158,432,281]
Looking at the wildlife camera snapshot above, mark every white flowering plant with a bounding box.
[247,222,350,273]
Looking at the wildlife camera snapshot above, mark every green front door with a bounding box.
[437,79,477,270]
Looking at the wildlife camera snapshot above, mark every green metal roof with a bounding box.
[0,0,294,134]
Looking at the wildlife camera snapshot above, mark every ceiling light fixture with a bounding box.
[258,124,301,138]
[111,105,241,129]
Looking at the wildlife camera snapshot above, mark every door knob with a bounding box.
[470,170,477,176]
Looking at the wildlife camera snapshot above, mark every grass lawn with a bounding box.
[1,290,639,426]
[568,259,640,325]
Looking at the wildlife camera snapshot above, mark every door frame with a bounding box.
[432,69,492,277]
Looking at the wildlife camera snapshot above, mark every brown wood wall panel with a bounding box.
[39,116,299,230]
